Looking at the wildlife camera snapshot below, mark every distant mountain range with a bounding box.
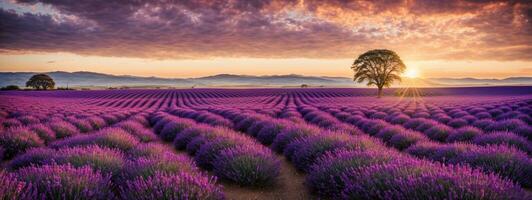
[0,71,531,88]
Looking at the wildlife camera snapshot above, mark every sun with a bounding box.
[403,68,420,78]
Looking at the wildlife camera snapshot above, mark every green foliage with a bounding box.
[26,74,55,90]
[351,49,406,97]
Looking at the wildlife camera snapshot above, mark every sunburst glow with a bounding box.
[404,69,420,78]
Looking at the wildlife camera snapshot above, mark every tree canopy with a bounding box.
[0,85,20,91]
[26,74,55,90]
[351,49,406,97]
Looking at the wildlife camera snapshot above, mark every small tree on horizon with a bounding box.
[351,49,406,98]
[0,85,20,90]
[26,73,55,90]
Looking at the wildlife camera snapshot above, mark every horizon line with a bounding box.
[1,70,531,80]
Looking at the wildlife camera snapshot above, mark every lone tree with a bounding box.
[0,85,20,90]
[26,74,55,90]
[351,49,406,98]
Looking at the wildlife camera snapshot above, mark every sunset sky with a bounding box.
[0,0,531,78]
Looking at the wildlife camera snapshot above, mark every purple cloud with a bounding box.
[0,0,530,60]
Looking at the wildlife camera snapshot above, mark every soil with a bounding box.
[160,141,313,200]
[221,156,312,200]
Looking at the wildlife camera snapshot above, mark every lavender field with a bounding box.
[1,87,531,199]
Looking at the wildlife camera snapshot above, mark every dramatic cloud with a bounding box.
[0,0,530,60]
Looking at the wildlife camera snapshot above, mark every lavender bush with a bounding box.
[17,164,115,200]
[1,87,531,198]
[51,127,140,151]
[473,131,531,154]
[49,121,79,139]
[0,127,44,159]
[213,145,280,186]
[306,149,400,198]
[341,160,527,199]
[446,126,482,143]
[119,172,224,200]
[0,170,31,200]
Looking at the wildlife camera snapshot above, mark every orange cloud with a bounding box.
[0,0,530,61]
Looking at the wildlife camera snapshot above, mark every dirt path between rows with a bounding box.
[159,141,312,200]
[221,155,311,200]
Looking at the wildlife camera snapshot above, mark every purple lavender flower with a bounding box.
[287,133,379,172]
[345,115,365,125]
[431,143,473,162]
[101,114,119,124]
[49,121,79,139]
[129,115,150,127]
[447,118,469,128]
[364,120,389,135]
[370,112,387,119]
[256,121,289,145]
[472,118,496,131]
[213,145,280,186]
[235,115,264,133]
[446,126,483,143]
[120,153,198,184]
[389,130,428,150]
[414,119,439,132]
[0,170,32,199]
[306,149,401,198]
[51,127,140,151]
[70,119,94,133]
[405,141,441,159]
[2,118,22,128]
[119,172,224,200]
[247,121,269,137]
[451,144,532,188]
[186,135,216,155]
[494,119,527,130]
[8,147,56,170]
[128,143,169,158]
[159,118,195,142]
[0,127,44,159]
[55,145,126,175]
[390,114,410,124]
[271,124,320,153]
[473,131,531,154]
[341,160,527,199]
[17,115,40,125]
[173,125,212,150]
[375,125,405,143]
[29,124,56,144]
[474,112,492,119]
[87,116,107,130]
[195,138,241,170]
[117,120,157,142]
[424,124,455,142]
[492,119,531,139]
[403,118,428,129]
[17,164,115,199]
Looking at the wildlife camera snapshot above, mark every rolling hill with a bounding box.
[0,71,530,88]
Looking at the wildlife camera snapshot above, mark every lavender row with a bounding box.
[314,104,531,152]
[305,105,532,188]
[2,113,225,199]
[202,107,529,199]
[150,112,280,186]
[0,110,142,160]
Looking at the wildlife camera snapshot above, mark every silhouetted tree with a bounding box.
[351,49,406,98]
[26,74,55,90]
[0,85,20,90]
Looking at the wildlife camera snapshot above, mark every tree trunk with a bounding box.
[377,87,383,98]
